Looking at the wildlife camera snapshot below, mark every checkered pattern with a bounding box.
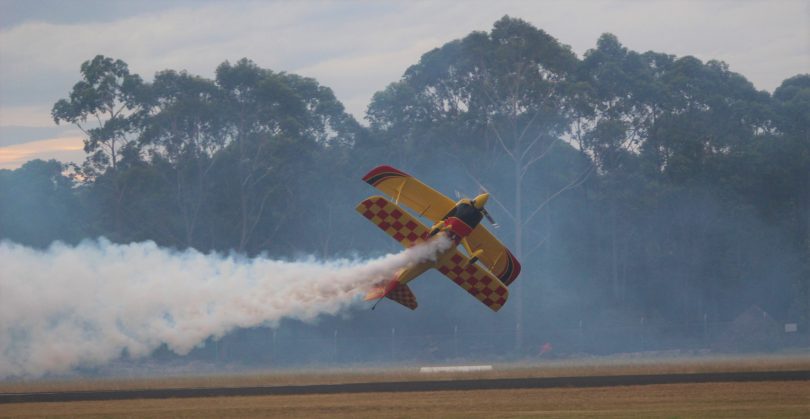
[387,283,418,310]
[356,196,430,248]
[437,252,509,312]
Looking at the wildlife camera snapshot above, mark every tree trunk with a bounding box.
[611,201,621,301]
[514,161,524,352]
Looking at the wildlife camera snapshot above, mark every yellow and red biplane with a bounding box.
[357,165,520,312]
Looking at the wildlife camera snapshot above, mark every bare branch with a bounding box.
[489,122,516,161]
[525,233,551,258]
[75,123,90,137]
[461,162,516,223]
[519,131,544,162]
[112,102,127,119]
[523,163,594,227]
[246,186,274,240]
[522,135,561,176]
[516,111,541,148]
[258,211,288,249]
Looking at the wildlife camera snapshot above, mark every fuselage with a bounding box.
[393,199,486,286]
[439,199,484,242]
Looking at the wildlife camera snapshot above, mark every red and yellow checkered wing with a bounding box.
[436,250,509,312]
[356,196,430,248]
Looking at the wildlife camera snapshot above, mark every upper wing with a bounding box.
[356,195,430,248]
[436,250,509,312]
[362,165,455,224]
[465,226,522,286]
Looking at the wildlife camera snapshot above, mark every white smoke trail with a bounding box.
[0,236,452,378]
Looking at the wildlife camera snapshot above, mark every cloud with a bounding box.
[0,105,57,128]
[0,135,84,169]
[2,1,806,107]
[295,37,447,121]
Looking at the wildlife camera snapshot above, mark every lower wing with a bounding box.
[436,250,509,312]
[465,226,521,286]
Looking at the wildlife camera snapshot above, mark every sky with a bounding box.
[0,0,807,169]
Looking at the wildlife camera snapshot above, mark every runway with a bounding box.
[2,370,808,404]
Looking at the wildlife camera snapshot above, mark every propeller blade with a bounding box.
[482,209,499,228]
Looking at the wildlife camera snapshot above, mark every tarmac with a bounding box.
[2,370,808,404]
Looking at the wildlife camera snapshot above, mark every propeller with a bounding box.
[475,186,498,227]
[473,186,499,229]
[482,208,499,229]
[459,185,500,228]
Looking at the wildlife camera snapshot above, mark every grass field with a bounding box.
[2,381,809,418]
[1,355,809,418]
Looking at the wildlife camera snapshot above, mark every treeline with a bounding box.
[2,17,808,347]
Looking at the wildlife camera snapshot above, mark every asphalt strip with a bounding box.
[2,370,809,404]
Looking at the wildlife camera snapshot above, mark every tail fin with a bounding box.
[364,279,418,310]
[386,283,418,310]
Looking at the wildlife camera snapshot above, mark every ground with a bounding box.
[2,355,809,417]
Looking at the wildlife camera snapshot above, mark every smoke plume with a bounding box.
[0,236,452,378]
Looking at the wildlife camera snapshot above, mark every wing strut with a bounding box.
[395,179,408,205]
[489,251,504,272]
[461,238,474,255]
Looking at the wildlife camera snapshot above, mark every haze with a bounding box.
[0,0,808,378]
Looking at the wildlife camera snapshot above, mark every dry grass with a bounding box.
[2,381,809,418]
[1,353,808,394]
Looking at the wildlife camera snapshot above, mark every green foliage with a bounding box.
[0,160,83,247]
[52,55,147,176]
[368,16,578,164]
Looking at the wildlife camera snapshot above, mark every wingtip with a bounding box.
[362,165,409,186]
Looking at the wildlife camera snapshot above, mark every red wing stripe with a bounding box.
[362,165,409,186]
